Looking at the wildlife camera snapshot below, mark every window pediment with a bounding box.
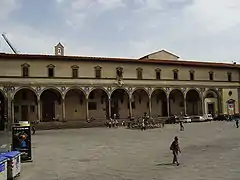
[209,71,213,74]
[94,65,102,70]
[116,67,123,71]
[21,63,30,68]
[189,69,195,73]
[71,65,79,69]
[155,68,161,72]
[173,69,179,73]
[47,64,55,68]
[136,67,143,71]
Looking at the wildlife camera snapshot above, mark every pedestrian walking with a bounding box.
[180,121,184,131]
[170,136,181,166]
[236,118,239,128]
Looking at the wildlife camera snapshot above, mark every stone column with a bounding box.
[202,96,205,116]
[148,97,152,118]
[62,98,66,121]
[11,100,14,125]
[86,98,89,120]
[167,96,170,117]
[7,97,12,131]
[184,97,187,116]
[37,99,41,122]
[129,98,133,119]
[108,98,111,119]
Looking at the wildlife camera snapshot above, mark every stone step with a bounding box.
[35,120,106,130]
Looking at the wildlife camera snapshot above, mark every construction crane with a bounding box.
[1,33,18,54]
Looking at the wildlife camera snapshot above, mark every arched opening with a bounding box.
[40,89,62,122]
[0,91,6,130]
[111,89,129,119]
[88,89,109,120]
[204,89,219,116]
[169,89,184,116]
[13,88,37,123]
[65,89,86,121]
[151,89,168,117]
[131,89,149,118]
[186,89,201,116]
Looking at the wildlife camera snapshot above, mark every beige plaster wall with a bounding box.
[0,59,238,82]
[222,88,239,114]
[65,92,86,121]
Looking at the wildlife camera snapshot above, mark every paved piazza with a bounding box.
[20,122,240,180]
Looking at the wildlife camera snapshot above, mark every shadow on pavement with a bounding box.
[156,163,175,166]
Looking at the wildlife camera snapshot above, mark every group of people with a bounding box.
[105,114,119,128]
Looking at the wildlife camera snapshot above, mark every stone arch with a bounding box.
[88,88,109,120]
[12,86,38,99]
[111,88,130,119]
[204,89,219,98]
[203,88,220,116]
[40,88,62,122]
[151,88,168,117]
[0,90,7,131]
[89,87,110,99]
[111,87,129,96]
[13,88,38,123]
[132,88,150,118]
[132,87,150,97]
[64,87,87,99]
[39,87,62,97]
[65,88,86,121]
[186,89,201,116]
[169,89,184,116]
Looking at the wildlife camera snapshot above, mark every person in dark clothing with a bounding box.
[170,136,181,166]
[236,119,239,128]
[180,121,184,131]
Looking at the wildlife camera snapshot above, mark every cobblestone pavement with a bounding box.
[20,121,240,180]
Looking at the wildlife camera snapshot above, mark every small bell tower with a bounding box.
[55,42,64,56]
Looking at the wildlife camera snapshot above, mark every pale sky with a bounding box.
[0,0,240,63]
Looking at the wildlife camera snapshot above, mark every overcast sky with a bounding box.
[0,0,240,63]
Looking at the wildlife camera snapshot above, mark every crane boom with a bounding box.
[1,34,18,54]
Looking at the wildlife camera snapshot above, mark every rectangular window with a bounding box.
[22,67,29,77]
[48,68,54,77]
[209,72,213,80]
[137,70,143,79]
[174,72,178,80]
[156,71,161,80]
[72,69,78,78]
[95,69,101,79]
[88,102,97,110]
[228,73,232,82]
[14,106,19,113]
[190,72,194,80]
[30,105,35,113]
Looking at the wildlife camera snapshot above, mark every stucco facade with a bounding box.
[0,44,239,130]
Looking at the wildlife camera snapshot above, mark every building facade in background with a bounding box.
[0,43,239,129]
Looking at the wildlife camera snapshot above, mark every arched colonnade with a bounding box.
[0,87,221,126]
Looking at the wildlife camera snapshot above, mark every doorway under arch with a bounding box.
[151,89,168,117]
[65,89,86,121]
[169,89,184,116]
[13,88,38,123]
[111,89,129,119]
[186,89,201,116]
[88,88,109,120]
[40,88,62,122]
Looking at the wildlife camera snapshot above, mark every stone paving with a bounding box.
[19,121,240,180]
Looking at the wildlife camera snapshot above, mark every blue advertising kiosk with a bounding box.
[12,122,32,162]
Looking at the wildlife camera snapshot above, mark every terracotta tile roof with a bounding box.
[0,53,239,69]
